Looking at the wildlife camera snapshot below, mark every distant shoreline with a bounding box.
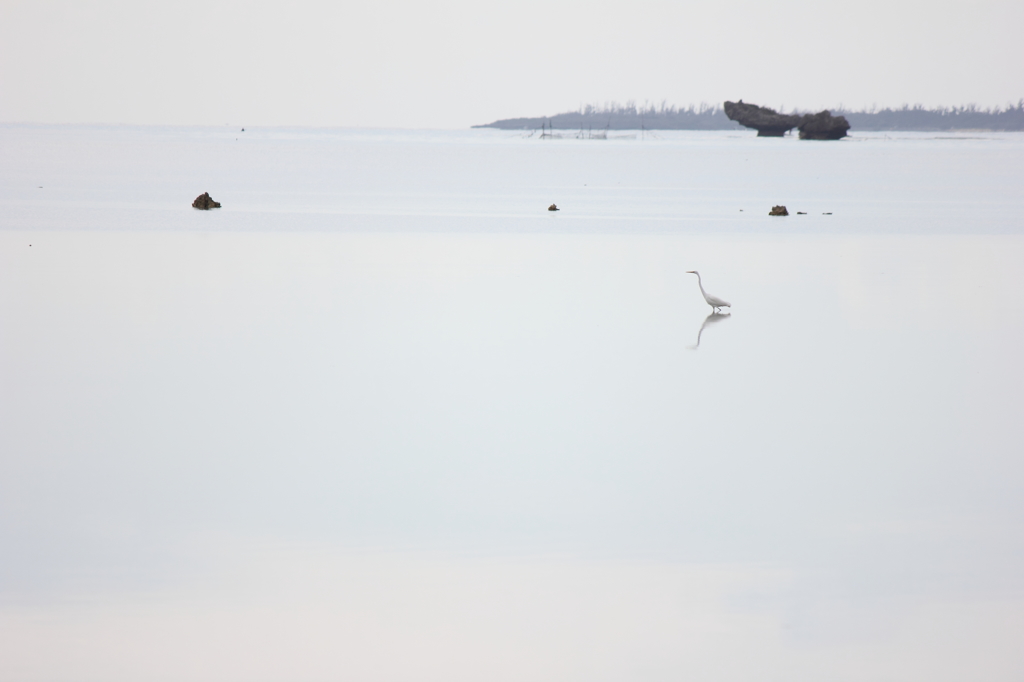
[475,102,1024,132]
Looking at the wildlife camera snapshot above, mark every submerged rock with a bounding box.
[192,192,221,210]
[798,110,851,139]
[769,205,789,216]
[724,100,803,137]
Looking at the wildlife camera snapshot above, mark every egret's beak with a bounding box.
[685,270,695,274]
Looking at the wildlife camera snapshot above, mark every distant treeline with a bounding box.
[474,102,739,131]
[475,101,1024,132]
[838,103,1024,131]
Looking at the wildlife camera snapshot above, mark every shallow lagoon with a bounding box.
[1,126,1023,681]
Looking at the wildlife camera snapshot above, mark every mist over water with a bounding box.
[2,125,1023,681]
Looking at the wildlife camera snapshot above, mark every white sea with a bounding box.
[1,124,1023,681]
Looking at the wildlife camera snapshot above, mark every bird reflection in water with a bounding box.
[687,311,731,350]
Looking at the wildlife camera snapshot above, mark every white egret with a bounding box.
[686,271,731,312]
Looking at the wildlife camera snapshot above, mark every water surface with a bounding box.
[2,126,1023,681]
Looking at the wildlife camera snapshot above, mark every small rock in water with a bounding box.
[797,211,807,214]
[548,204,559,211]
[769,205,789,216]
[798,111,851,140]
[822,212,832,215]
[192,192,221,210]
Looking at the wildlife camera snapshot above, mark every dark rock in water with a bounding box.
[724,100,803,137]
[798,110,851,139]
[725,101,852,139]
[548,204,559,211]
[769,205,789,216]
[192,192,221,210]
[796,211,807,214]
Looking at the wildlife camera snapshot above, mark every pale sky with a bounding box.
[1,0,1021,128]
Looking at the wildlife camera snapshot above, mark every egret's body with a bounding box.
[686,271,731,312]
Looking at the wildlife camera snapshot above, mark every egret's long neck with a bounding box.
[695,273,708,297]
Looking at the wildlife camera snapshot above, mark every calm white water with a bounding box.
[1,125,1023,681]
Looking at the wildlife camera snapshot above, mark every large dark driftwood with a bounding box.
[192,192,221,209]
[798,110,851,139]
[723,101,803,137]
